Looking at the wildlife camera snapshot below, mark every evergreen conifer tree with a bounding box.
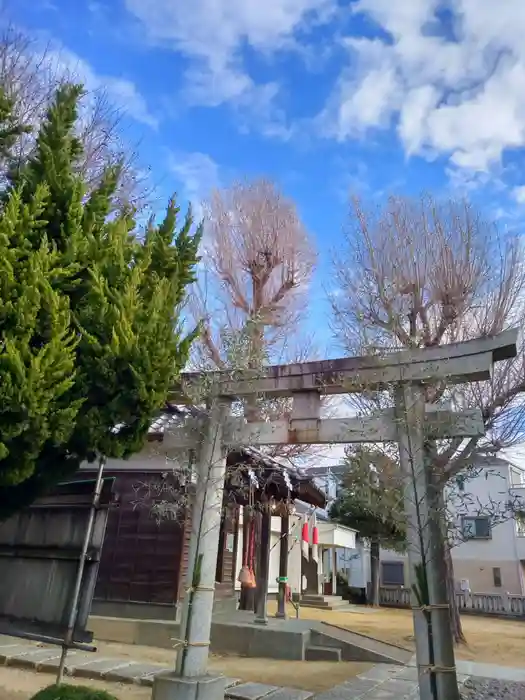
[0,84,201,519]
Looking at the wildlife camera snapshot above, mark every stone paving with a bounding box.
[1,636,525,700]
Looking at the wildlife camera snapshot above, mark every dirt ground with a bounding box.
[0,666,150,700]
[266,601,525,667]
[95,640,373,692]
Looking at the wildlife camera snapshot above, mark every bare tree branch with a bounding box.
[331,192,525,643]
[332,193,525,479]
[188,178,320,462]
[0,20,152,210]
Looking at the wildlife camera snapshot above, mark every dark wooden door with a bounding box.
[85,470,186,605]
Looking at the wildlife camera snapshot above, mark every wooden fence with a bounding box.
[0,478,115,643]
[380,586,525,618]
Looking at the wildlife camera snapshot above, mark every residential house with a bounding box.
[309,455,525,596]
[369,456,525,595]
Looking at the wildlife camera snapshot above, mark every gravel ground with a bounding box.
[461,677,525,699]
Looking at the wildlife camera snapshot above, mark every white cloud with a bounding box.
[512,185,525,204]
[322,0,525,174]
[124,0,335,115]
[48,47,158,129]
[168,151,220,214]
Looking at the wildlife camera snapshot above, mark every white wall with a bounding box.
[340,545,370,588]
[449,463,517,562]
[313,474,338,519]
[79,447,174,472]
[373,459,525,592]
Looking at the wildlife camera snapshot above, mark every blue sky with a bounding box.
[8,0,525,349]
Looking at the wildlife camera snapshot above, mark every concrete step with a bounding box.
[301,601,349,610]
[305,645,342,662]
[301,595,343,603]
[89,614,309,661]
[300,597,351,611]
[310,621,413,666]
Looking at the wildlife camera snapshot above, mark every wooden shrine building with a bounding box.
[82,405,326,620]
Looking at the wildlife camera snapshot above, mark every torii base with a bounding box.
[152,673,226,700]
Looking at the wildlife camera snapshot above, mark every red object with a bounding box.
[312,516,319,564]
[311,513,319,564]
[312,526,319,545]
[301,514,309,559]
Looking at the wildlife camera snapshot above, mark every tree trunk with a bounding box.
[444,543,466,644]
[425,447,461,700]
[369,536,380,607]
[427,441,466,646]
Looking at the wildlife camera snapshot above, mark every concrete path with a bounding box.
[1,636,524,699]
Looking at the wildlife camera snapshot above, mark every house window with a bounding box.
[511,468,525,487]
[516,515,525,537]
[381,561,404,586]
[493,567,502,588]
[462,516,491,540]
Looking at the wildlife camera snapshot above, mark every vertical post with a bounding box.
[276,511,289,618]
[331,548,337,595]
[394,383,434,700]
[254,507,272,624]
[239,507,250,611]
[425,445,460,700]
[317,546,323,595]
[176,398,229,678]
[56,456,106,685]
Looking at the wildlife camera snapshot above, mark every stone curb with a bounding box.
[0,643,167,687]
[0,642,311,700]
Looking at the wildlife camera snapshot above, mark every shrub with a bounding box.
[31,684,119,700]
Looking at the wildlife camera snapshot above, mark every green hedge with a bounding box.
[31,685,118,700]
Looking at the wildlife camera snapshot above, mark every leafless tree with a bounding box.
[0,21,152,210]
[331,193,525,642]
[190,178,320,462]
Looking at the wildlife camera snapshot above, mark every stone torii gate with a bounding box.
[153,330,517,700]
